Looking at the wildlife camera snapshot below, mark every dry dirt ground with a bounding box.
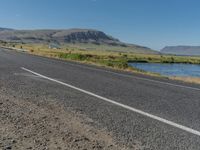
[0,87,131,150]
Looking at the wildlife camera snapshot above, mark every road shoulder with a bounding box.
[0,87,129,150]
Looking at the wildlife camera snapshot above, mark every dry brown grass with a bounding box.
[2,44,200,85]
[170,77,200,84]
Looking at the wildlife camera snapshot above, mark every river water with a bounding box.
[129,63,200,77]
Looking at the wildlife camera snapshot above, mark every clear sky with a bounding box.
[0,0,200,50]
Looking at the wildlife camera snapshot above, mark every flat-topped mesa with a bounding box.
[52,29,120,44]
[161,46,200,56]
[0,27,157,54]
[0,28,119,44]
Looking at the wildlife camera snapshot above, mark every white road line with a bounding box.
[21,67,200,137]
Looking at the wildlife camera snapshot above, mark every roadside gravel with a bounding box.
[0,87,128,150]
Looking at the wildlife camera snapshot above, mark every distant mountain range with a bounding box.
[161,46,200,56]
[0,27,157,54]
[0,28,120,44]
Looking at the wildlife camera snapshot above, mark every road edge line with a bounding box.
[21,67,200,137]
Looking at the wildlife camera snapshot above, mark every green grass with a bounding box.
[127,54,200,64]
[2,42,200,84]
[58,52,128,69]
[62,43,157,54]
[1,42,200,71]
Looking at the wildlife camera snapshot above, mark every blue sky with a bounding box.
[0,0,200,50]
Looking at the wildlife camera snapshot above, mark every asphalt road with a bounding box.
[1,48,200,149]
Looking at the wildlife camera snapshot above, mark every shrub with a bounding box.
[59,53,87,61]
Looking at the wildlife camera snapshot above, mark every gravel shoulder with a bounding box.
[0,87,128,150]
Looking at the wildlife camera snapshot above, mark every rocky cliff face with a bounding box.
[52,30,119,44]
[0,28,119,45]
[0,28,157,54]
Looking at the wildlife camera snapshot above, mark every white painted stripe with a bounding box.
[21,67,200,137]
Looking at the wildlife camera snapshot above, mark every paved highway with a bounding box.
[1,48,200,149]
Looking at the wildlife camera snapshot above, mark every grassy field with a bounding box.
[9,43,200,64]
[62,43,157,54]
[1,42,200,84]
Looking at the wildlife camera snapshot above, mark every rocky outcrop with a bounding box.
[0,28,119,45]
[0,28,156,53]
